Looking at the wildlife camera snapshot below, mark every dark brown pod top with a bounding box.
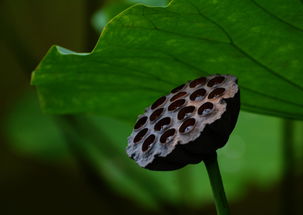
[127,74,239,170]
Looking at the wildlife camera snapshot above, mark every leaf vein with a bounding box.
[188,0,303,93]
[101,43,303,108]
[251,0,303,32]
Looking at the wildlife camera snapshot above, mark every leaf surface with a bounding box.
[32,0,303,120]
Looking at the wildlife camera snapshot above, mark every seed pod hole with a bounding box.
[190,88,206,101]
[179,118,196,134]
[151,96,166,110]
[170,92,187,102]
[134,128,148,143]
[207,76,225,87]
[178,106,195,120]
[154,117,171,131]
[142,134,156,152]
[134,116,148,129]
[189,77,207,88]
[171,84,185,93]
[198,102,214,116]
[150,108,164,121]
[208,88,225,99]
[160,129,176,144]
[168,99,186,111]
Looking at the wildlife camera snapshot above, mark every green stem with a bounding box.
[204,153,230,215]
[281,119,295,215]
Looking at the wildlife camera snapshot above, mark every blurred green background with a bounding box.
[0,0,303,215]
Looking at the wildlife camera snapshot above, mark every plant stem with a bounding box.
[281,119,295,215]
[204,153,230,215]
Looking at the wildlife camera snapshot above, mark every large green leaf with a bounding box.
[32,0,303,120]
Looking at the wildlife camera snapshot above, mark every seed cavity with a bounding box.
[150,108,164,121]
[154,117,171,131]
[207,76,225,87]
[208,88,225,99]
[142,134,155,152]
[170,92,187,102]
[151,96,166,110]
[198,102,214,116]
[189,77,206,88]
[168,99,186,111]
[171,84,185,93]
[160,129,176,144]
[134,128,148,143]
[134,116,148,129]
[179,118,196,134]
[190,88,206,101]
[178,106,195,120]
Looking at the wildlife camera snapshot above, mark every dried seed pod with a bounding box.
[127,74,240,170]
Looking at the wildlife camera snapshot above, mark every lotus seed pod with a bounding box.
[126,74,240,171]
